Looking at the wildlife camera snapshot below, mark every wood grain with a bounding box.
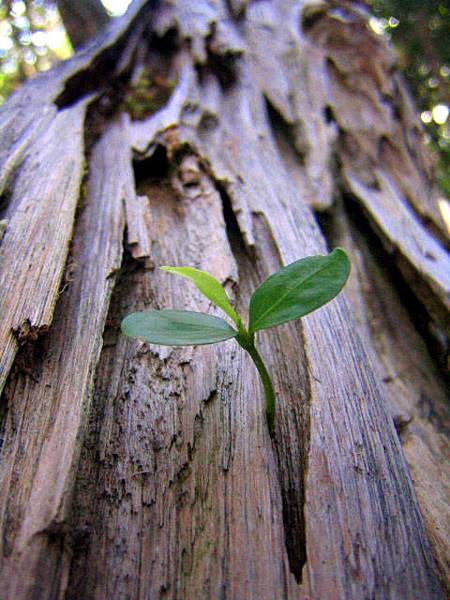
[0,1,447,598]
[0,103,86,395]
[329,200,450,583]
[0,118,127,599]
[178,59,443,596]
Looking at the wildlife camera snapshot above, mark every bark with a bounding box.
[56,0,110,49]
[0,1,448,599]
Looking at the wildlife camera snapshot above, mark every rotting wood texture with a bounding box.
[0,1,448,599]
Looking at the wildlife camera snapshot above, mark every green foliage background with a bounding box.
[367,0,449,194]
[0,0,72,103]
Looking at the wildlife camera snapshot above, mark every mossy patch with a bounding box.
[123,69,177,121]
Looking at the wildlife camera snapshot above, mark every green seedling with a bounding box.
[121,248,350,436]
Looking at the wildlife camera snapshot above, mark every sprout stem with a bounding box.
[243,339,276,437]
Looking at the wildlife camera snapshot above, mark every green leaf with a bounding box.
[249,248,351,333]
[160,266,241,327]
[121,309,238,346]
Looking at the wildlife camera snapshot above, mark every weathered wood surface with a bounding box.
[330,200,450,584]
[0,0,146,196]
[0,103,86,395]
[0,1,448,599]
[0,117,128,599]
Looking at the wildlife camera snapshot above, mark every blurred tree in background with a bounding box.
[0,0,72,102]
[0,0,448,192]
[0,0,131,101]
[367,0,449,194]
[55,0,109,49]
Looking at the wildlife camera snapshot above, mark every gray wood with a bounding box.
[0,116,128,599]
[0,1,447,598]
[0,103,86,395]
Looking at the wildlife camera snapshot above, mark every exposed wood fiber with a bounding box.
[0,1,447,598]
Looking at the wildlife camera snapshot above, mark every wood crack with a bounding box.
[218,179,311,584]
[0,1,447,597]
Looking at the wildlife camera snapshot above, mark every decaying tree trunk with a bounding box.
[0,1,448,598]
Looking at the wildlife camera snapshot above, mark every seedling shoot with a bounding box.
[121,248,351,436]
